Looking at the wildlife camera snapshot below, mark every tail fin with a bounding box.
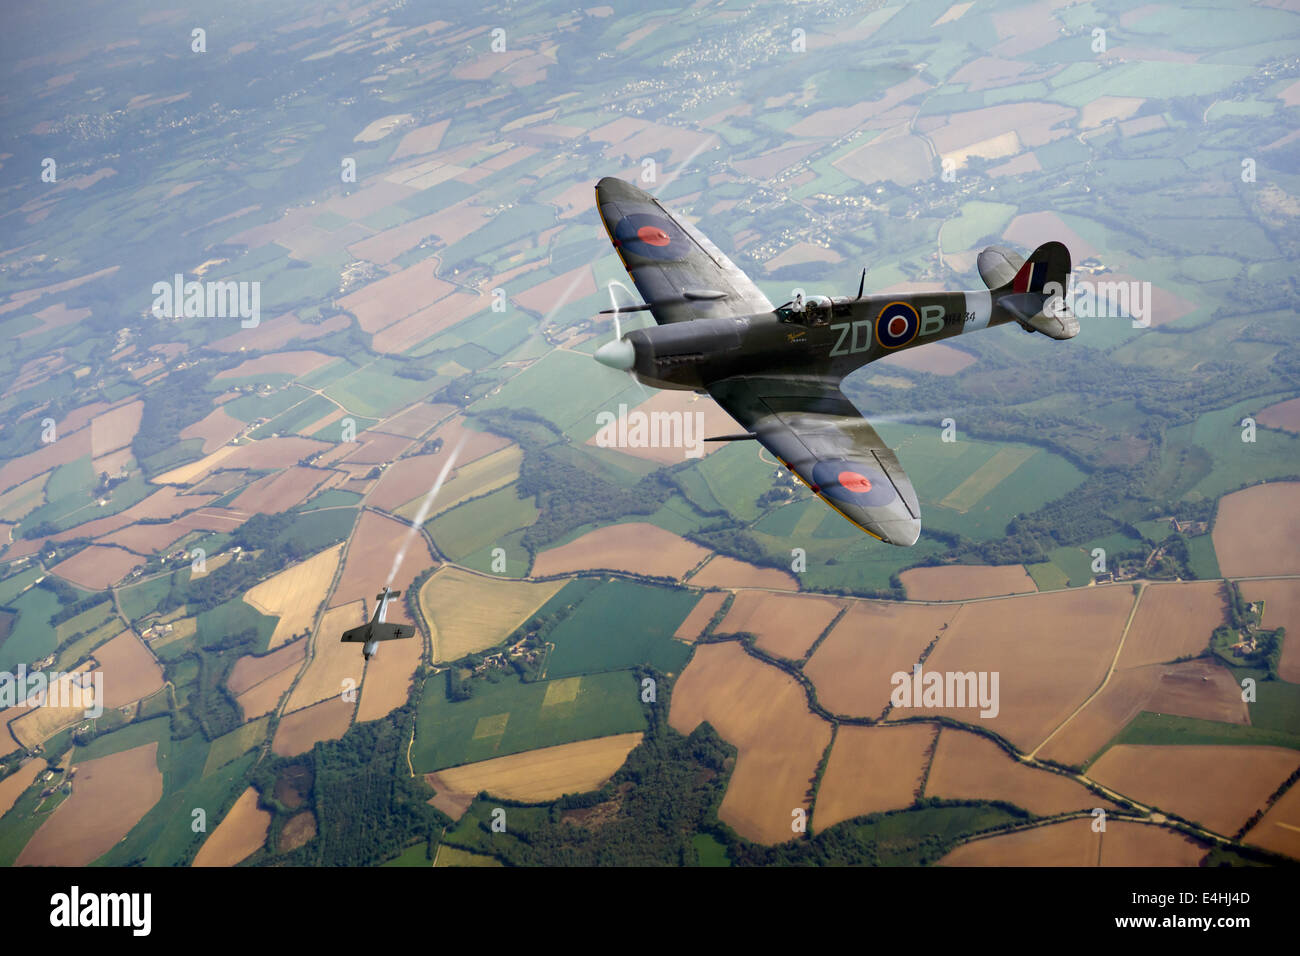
[992,241,1077,340]
[1004,240,1071,294]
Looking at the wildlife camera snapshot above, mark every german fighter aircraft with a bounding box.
[340,586,414,660]
[592,176,1077,546]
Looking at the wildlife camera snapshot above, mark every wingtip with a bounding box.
[595,175,649,204]
[892,519,922,547]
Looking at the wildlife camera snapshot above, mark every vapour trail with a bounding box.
[386,435,465,585]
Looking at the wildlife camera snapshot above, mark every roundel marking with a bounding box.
[637,225,671,246]
[613,212,689,260]
[876,301,920,349]
[838,470,873,494]
[811,459,897,508]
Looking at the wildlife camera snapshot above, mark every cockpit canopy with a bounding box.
[776,293,833,325]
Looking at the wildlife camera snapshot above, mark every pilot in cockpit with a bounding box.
[779,292,831,326]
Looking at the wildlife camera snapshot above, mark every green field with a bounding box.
[438,799,550,857]
[74,715,173,763]
[411,669,646,772]
[15,468,155,539]
[0,567,42,606]
[117,575,177,622]
[1186,534,1221,579]
[249,391,337,439]
[692,440,778,523]
[754,514,946,595]
[1099,710,1300,761]
[543,579,696,679]
[220,387,306,425]
[434,845,503,867]
[1155,396,1300,501]
[941,201,1017,254]
[0,586,61,672]
[840,804,1025,865]
[426,482,539,568]
[197,599,278,654]
[1234,667,1300,737]
[202,717,271,775]
[0,770,72,866]
[381,841,435,866]
[100,750,255,866]
[871,423,1088,541]
[322,360,437,419]
[1025,560,1069,591]
[310,415,379,442]
[692,832,731,866]
[55,613,122,671]
[1026,544,1102,590]
[296,488,363,511]
[938,446,1037,513]
[54,600,116,646]
[473,349,642,435]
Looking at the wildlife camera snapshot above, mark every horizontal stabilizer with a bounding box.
[977,245,1025,290]
[1001,293,1079,340]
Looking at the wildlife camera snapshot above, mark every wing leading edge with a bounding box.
[707,376,922,546]
[595,177,772,325]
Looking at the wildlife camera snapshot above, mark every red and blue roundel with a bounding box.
[811,458,897,508]
[612,212,689,261]
[875,301,919,349]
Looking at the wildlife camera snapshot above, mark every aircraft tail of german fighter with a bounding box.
[981,241,1078,340]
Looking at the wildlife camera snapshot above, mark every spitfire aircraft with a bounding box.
[340,586,415,660]
[592,177,1078,546]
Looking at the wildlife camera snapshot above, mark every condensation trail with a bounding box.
[864,410,954,425]
[603,279,648,397]
[386,436,465,585]
[607,278,637,316]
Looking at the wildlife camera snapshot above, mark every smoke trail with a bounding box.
[386,436,465,585]
[602,279,648,397]
[606,278,638,319]
[862,410,955,425]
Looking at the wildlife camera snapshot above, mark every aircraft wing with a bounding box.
[707,375,922,546]
[596,177,773,325]
[339,623,414,643]
[340,625,370,643]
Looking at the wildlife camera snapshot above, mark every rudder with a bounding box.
[1005,240,1070,295]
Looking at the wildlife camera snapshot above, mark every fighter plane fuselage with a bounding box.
[620,288,1022,392]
